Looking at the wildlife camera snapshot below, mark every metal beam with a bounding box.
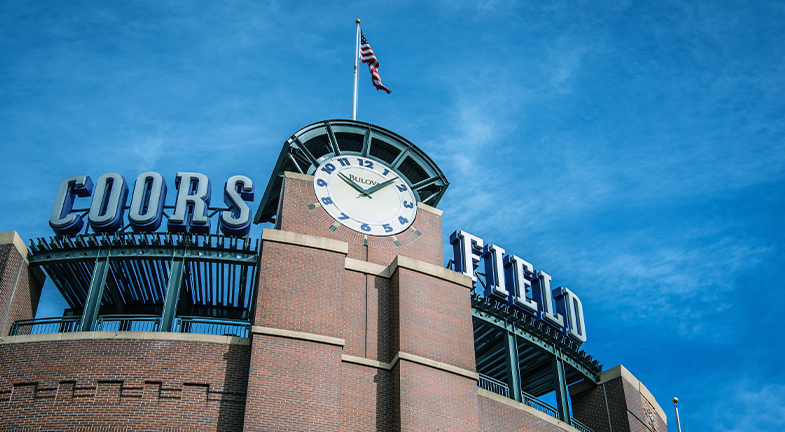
[471,307,599,383]
[159,259,185,332]
[29,244,258,266]
[552,355,570,422]
[361,129,371,156]
[80,254,110,332]
[504,330,522,402]
[325,122,341,155]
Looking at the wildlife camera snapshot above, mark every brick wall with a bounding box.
[391,266,475,371]
[244,334,343,432]
[340,362,393,432]
[0,337,250,431]
[254,240,346,339]
[571,366,667,432]
[0,232,45,337]
[396,361,479,432]
[478,393,567,432]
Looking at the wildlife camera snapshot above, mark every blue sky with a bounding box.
[1,1,783,431]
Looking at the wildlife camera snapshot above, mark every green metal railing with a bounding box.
[9,317,80,336]
[94,315,161,332]
[9,315,250,338]
[477,373,595,432]
[174,316,250,338]
[521,389,558,418]
[571,418,594,432]
[478,373,510,398]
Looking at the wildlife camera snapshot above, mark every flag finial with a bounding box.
[356,19,361,24]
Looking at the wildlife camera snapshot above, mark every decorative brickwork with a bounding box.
[0,338,249,431]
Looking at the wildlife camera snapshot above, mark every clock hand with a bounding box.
[337,172,372,199]
[364,177,398,196]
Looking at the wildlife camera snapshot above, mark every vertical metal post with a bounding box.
[352,19,361,120]
[159,259,185,332]
[504,329,522,402]
[552,355,571,422]
[673,397,683,432]
[80,255,110,332]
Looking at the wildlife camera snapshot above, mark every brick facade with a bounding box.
[0,175,666,431]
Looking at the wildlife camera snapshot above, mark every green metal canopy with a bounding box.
[254,119,450,224]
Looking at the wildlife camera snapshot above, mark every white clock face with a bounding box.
[313,155,417,236]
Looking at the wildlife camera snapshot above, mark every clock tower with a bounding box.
[244,120,481,432]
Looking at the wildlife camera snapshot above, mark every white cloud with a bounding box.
[707,379,785,432]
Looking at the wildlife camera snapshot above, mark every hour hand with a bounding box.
[364,177,398,196]
[337,172,370,197]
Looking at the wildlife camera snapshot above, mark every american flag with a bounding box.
[359,31,391,94]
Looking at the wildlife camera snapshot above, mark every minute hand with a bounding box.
[338,172,370,196]
[364,177,398,196]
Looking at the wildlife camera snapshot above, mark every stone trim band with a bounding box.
[261,228,349,254]
[342,352,478,381]
[251,325,346,347]
[0,331,250,346]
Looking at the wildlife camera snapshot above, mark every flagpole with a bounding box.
[672,397,683,432]
[352,19,361,120]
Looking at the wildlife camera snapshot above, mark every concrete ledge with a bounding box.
[341,354,391,370]
[0,231,30,264]
[251,325,345,347]
[345,255,472,289]
[0,232,47,286]
[388,255,473,288]
[341,352,478,380]
[262,228,349,255]
[569,364,667,426]
[0,331,250,346]
[478,388,581,432]
[345,258,390,277]
[417,202,443,216]
[391,351,479,380]
[283,171,314,182]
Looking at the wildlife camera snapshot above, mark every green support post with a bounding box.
[159,259,185,332]
[505,330,522,402]
[552,355,571,422]
[80,255,110,332]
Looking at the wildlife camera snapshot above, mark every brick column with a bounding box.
[389,256,479,431]
[243,229,349,432]
[0,231,45,336]
[570,365,667,432]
